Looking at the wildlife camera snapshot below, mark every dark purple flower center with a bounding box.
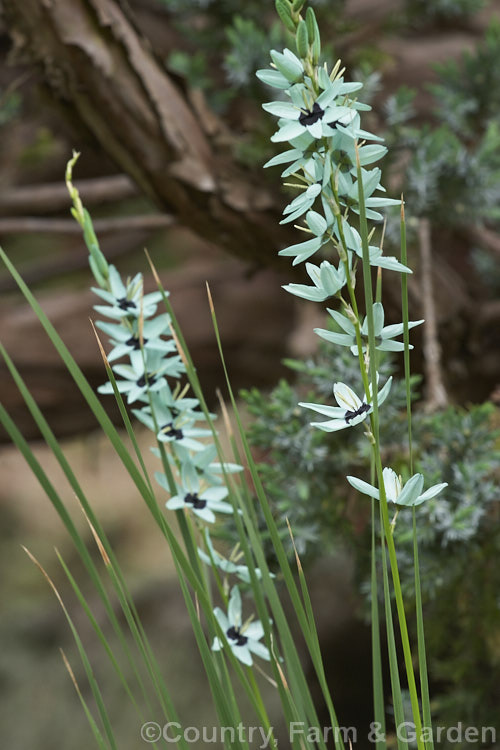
[126,335,148,350]
[117,297,137,312]
[344,402,370,424]
[299,102,324,127]
[161,423,184,440]
[226,626,248,647]
[136,372,157,388]
[184,492,207,510]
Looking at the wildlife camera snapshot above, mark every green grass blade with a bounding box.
[401,201,433,747]
[380,512,407,750]
[24,548,119,750]
[0,247,158,511]
[371,499,386,748]
[400,199,413,472]
[0,341,195,724]
[61,648,110,750]
[206,290,343,750]
[413,510,434,750]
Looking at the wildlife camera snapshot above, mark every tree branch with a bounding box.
[1,0,288,268]
[0,214,174,234]
[0,175,137,214]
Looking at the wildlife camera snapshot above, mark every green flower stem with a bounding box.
[332,192,372,402]
[400,199,414,472]
[379,507,407,750]
[371,498,386,748]
[402,202,433,747]
[413,509,434,750]
[356,149,424,749]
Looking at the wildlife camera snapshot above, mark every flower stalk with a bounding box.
[258,0,449,743]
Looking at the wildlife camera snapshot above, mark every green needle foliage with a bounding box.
[383,21,500,229]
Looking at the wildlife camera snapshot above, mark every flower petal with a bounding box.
[346,475,380,500]
[414,482,448,504]
[244,621,265,640]
[334,382,362,411]
[247,640,271,661]
[299,401,346,418]
[382,468,400,503]
[228,586,242,627]
[396,473,425,507]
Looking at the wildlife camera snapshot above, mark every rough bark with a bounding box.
[0,0,290,268]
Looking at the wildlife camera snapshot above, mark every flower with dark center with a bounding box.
[265,75,359,143]
[117,297,137,312]
[95,313,174,363]
[344,402,371,424]
[184,492,207,510]
[125,335,148,350]
[300,378,392,433]
[136,373,157,388]
[314,303,423,355]
[165,478,232,522]
[160,423,184,440]
[347,467,448,508]
[93,265,164,321]
[226,626,248,647]
[299,102,324,127]
[212,586,270,666]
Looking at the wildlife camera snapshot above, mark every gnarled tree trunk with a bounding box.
[0,0,290,267]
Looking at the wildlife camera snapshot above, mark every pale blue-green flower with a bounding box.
[300,377,392,432]
[269,48,304,84]
[338,167,400,220]
[279,182,322,225]
[266,86,357,143]
[96,314,176,363]
[98,350,183,403]
[347,467,448,507]
[163,468,232,523]
[339,218,412,273]
[133,387,209,429]
[315,303,424,353]
[283,260,346,302]
[212,586,270,666]
[92,265,163,320]
[155,419,212,452]
[198,530,269,584]
[176,444,242,485]
[278,209,332,266]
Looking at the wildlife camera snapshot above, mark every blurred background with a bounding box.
[1,0,500,747]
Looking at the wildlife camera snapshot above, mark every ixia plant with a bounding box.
[256,0,448,745]
[0,1,455,748]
